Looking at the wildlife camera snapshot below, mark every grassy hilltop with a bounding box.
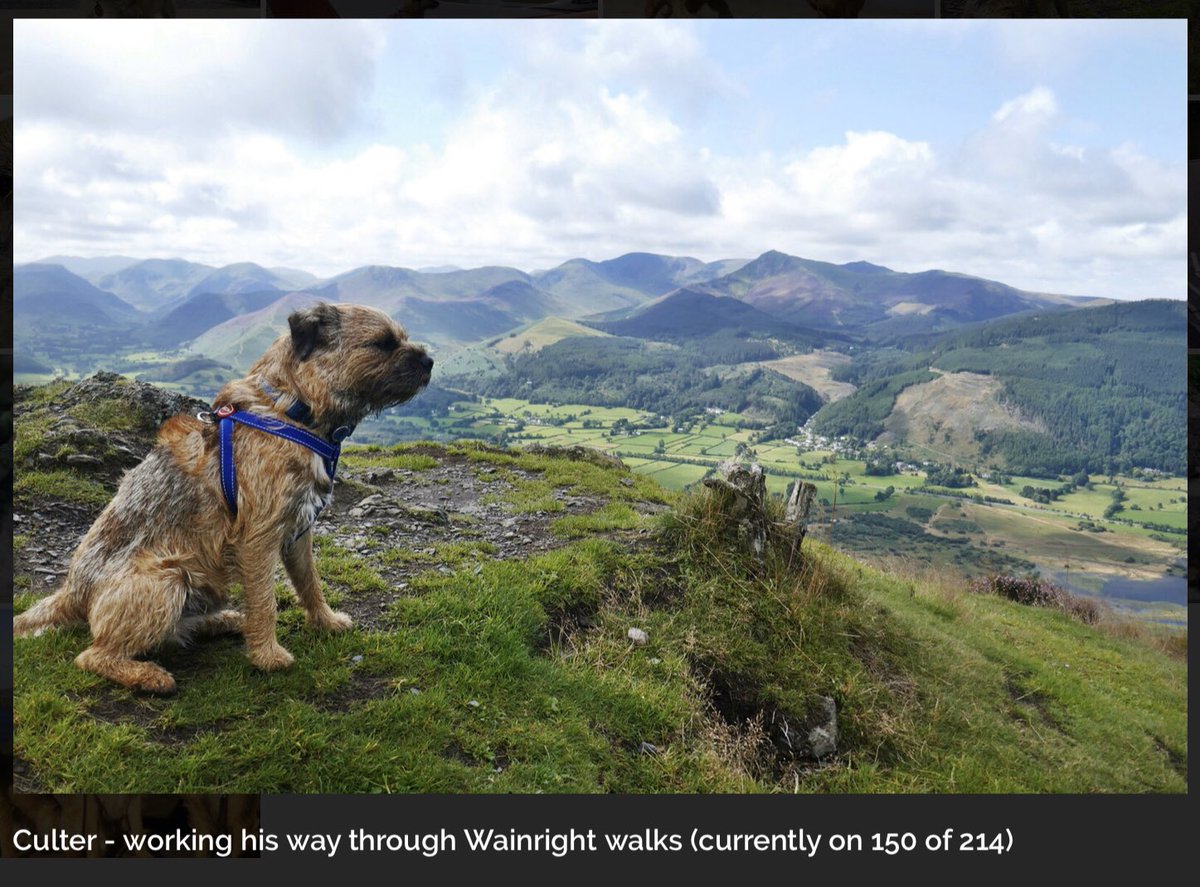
[12,377,1187,794]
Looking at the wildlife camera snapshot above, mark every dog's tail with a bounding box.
[13,586,86,637]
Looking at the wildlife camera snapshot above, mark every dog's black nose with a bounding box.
[419,353,434,372]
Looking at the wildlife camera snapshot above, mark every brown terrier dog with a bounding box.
[13,303,433,693]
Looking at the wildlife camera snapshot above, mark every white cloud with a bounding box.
[11,23,1185,301]
[15,20,383,145]
[991,86,1058,127]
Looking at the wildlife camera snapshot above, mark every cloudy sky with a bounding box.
[14,19,1185,300]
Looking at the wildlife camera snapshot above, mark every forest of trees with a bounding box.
[812,300,1185,477]
[809,369,937,440]
[449,336,824,435]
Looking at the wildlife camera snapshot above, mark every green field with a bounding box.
[375,394,1184,621]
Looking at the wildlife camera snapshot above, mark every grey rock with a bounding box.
[770,696,838,761]
[627,627,649,646]
[64,454,103,467]
[401,505,450,525]
[806,696,839,760]
[521,442,627,472]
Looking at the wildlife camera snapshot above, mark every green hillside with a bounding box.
[12,402,1186,792]
[812,299,1186,476]
[188,292,322,370]
[488,316,612,354]
[451,335,825,438]
[589,288,846,350]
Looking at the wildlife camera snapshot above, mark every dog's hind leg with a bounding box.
[282,530,352,632]
[13,587,86,637]
[179,608,244,640]
[75,561,188,695]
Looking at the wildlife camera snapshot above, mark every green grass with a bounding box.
[379,540,499,570]
[314,537,390,595]
[551,503,644,539]
[12,470,1186,794]
[17,379,73,406]
[14,469,113,508]
[14,411,55,465]
[452,441,671,512]
[820,561,1187,792]
[13,540,746,794]
[480,469,564,514]
[629,461,710,491]
[339,450,440,472]
[68,396,143,433]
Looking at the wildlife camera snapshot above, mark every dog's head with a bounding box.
[281,303,433,421]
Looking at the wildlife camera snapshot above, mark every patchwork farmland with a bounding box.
[349,394,1187,624]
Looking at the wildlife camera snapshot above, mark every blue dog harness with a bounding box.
[207,396,354,519]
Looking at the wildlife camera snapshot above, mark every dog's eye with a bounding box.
[371,333,399,352]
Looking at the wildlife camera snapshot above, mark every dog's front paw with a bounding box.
[136,669,179,696]
[247,643,295,671]
[310,609,353,632]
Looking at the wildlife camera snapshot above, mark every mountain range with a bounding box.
[12,248,1185,481]
[16,248,1107,367]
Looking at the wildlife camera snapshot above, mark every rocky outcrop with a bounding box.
[16,372,208,485]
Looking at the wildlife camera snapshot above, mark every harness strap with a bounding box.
[216,408,343,518]
[260,381,317,427]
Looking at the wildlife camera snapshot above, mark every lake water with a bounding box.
[1045,565,1188,624]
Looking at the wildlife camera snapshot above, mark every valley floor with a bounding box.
[353,395,1188,624]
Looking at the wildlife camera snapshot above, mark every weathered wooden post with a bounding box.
[702,459,769,559]
[703,461,818,564]
[781,479,818,560]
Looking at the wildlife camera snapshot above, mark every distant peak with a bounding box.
[841,260,891,274]
[749,249,804,269]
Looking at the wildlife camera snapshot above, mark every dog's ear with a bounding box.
[288,303,341,361]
